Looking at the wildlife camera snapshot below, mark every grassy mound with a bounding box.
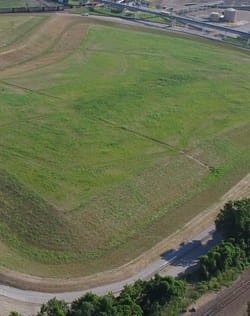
[0,15,249,276]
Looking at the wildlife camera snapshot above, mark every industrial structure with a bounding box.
[209,8,237,22]
[224,8,237,22]
[209,12,223,22]
[94,0,250,40]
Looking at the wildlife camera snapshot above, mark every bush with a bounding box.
[31,275,186,316]
[37,298,68,316]
[215,199,250,243]
[199,240,248,280]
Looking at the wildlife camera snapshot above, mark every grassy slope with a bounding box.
[0,16,249,276]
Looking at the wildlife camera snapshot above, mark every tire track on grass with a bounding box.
[0,98,209,170]
[0,80,61,99]
[97,117,209,169]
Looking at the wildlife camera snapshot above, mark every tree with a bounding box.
[117,295,143,316]
[215,199,250,243]
[70,293,119,316]
[96,294,118,316]
[119,280,146,303]
[37,298,68,316]
[137,275,186,315]
[70,293,100,316]
[199,240,248,280]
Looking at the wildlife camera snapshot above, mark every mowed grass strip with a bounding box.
[0,15,89,71]
[0,16,249,276]
[0,15,47,51]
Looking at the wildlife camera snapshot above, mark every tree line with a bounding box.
[199,199,250,280]
[9,275,186,316]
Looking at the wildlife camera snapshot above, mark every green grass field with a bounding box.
[0,14,249,277]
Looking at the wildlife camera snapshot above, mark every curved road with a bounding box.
[0,225,220,313]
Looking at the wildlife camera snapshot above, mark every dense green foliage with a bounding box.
[37,298,69,316]
[200,199,250,280]
[119,275,186,316]
[70,292,143,316]
[199,240,248,280]
[215,199,250,243]
[9,275,186,316]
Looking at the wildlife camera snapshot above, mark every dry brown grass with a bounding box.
[0,15,90,76]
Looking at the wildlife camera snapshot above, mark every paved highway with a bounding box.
[0,225,221,306]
